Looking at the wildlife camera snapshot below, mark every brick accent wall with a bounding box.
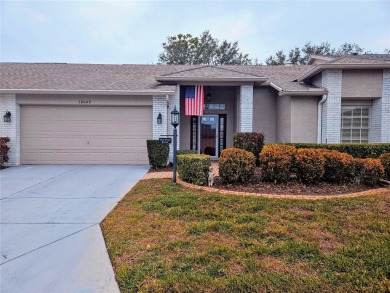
[381,69,390,142]
[0,94,20,166]
[321,70,342,143]
[239,85,253,132]
[153,95,168,139]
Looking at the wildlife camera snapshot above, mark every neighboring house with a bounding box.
[0,54,389,166]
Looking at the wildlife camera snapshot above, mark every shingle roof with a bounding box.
[328,54,390,64]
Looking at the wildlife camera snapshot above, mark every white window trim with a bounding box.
[340,106,371,144]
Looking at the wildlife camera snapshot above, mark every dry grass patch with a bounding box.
[102,179,390,293]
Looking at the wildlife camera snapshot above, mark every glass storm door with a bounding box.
[200,115,218,156]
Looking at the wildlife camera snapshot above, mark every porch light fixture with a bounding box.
[170,106,180,184]
[170,106,180,128]
[157,113,162,125]
[3,111,11,123]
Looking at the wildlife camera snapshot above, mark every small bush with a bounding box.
[233,132,265,165]
[177,154,211,186]
[146,140,169,169]
[260,145,296,183]
[177,150,197,155]
[219,148,256,183]
[321,150,355,183]
[280,143,390,158]
[294,148,325,184]
[379,153,390,180]
[0,137,10,167]
[353,158,384,186]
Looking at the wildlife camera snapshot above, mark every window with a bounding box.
[341,106,370,144]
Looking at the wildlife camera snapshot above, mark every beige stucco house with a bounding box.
[1,54,389,165]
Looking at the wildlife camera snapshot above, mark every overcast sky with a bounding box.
[1,0,389,64]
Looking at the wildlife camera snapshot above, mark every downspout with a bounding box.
[317,94,327,143]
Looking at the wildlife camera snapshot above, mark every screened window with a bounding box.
[341,106,370,144]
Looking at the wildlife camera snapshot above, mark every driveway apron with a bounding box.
[0,165,149,293]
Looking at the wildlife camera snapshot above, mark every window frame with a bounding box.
[340,105,371,144]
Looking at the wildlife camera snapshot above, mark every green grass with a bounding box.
[101,179,390,293]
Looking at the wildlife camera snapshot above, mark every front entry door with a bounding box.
[200,115,218,156]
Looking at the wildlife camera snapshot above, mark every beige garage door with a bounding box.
[21,106,152,164]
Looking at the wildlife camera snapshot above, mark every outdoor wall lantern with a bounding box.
[171,106,180,183]
[3,111,11,123]
[157,113,162,125]
[171,106,180,128]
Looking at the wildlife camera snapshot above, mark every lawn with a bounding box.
[101,179,390,293]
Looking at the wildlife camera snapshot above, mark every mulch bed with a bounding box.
[149,166,173,173]
[213,168,379,196]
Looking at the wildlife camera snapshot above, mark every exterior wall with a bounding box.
[291,96,319,143]
[380,69,390,142]
[253,87,277,143]
[239,85,253,132]
[153,95,168,139]
[180,86,237,150]
[311,73,323,88]
[321,69,342,143]
[276,95,291,142]
[342,69,383,98]
[0,94,20,166]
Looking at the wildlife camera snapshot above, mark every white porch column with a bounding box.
[321,70,342,143]
[168,85,180,160]
[239,85,253,132]
[0,94,20,166]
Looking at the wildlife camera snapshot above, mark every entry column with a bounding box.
[239,85,253,132]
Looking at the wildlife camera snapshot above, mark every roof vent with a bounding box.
[352,53,358,56]
[284,62,293,67]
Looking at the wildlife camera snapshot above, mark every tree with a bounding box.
[158,30,254,65]
[265,42,373,65]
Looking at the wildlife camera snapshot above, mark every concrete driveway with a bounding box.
[0,165,149,293]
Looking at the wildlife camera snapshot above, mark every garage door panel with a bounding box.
[21,106,152,164]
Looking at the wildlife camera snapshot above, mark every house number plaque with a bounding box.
[78,99,92,104]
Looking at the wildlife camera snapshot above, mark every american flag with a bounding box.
[184,85,204,116]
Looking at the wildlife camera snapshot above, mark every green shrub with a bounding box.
[219,148,256,183]
[294,148,325,184]
[379,153,390,180]
[177,150,197,155]
[146,140,169,169]
[280,143,390,158]
[353,158,384,186]
[320,149,355,183]
[0,137,10,167]
[177,154,211,186]
[233,132,265,165]
[260,145,296,183]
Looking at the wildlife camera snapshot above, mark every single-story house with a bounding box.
[1,54,389,166]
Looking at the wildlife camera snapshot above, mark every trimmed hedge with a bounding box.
[353,158,384,186]
[0,137,10,167]
[321,149,355,183]
[379,153,390,180]
[294,148,325,184]
[260,145,296,183]
[280,143,390,158]
[219,148,256,183]
[177,150,197,155]
[146,140,169,169]
[177,154,211,186]
[233,132,265,165]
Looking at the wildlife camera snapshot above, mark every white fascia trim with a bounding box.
[0,89,175,95]
[298,64,390,82]
[278,90,328,96]
[156,76,268,82]
[270,82,283,91]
